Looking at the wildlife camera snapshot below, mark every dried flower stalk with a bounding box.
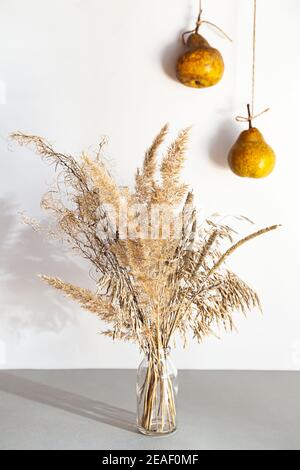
[12,127,279,433]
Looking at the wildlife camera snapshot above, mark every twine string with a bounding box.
[182,0,232,45]
[197,20,233,42]
[251,0,257,115]
[235,0,270,128]
[195,0,203,34]
[236,107,270,125]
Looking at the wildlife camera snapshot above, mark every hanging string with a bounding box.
[235,0,270,128]
[195,0,203,34]
[182,0,232,45]
[251,0,257,115]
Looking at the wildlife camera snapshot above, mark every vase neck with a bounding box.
[158,347,170,356]
[151,347,170,361]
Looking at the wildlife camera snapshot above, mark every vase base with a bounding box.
[137,426,177,437]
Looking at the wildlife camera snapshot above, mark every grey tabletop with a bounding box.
[0,369,299,450]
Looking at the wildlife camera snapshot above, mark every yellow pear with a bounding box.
[228,127,276,178]
[176,33,224,89]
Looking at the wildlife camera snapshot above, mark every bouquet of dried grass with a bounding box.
[12,126,279,435]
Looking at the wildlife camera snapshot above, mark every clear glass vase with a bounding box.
[136,347,178,436]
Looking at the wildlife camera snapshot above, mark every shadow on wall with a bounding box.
[160,2,195,83]
[161,29,187,83]
[209,120,239,169]
[0,198,90,337]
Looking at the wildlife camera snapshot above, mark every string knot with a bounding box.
[183,19,232,45]
[182,2,232,45]
[235,104,270,128]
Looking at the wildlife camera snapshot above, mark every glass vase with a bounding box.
[136,347,178,436]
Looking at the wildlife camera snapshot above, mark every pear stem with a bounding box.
[247,104,253,129]
[195,2,203,34]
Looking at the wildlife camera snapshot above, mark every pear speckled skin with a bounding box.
[228,128,276,178]
[176,33,224,89]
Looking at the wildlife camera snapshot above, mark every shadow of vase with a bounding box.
[0,371,137,433]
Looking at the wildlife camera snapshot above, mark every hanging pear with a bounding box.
[228,126,276,179]
[176,32,224,89]
[228,1,275,179]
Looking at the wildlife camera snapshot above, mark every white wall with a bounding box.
[0,0,299,370]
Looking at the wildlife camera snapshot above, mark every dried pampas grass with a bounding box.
[12,127,279,355]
